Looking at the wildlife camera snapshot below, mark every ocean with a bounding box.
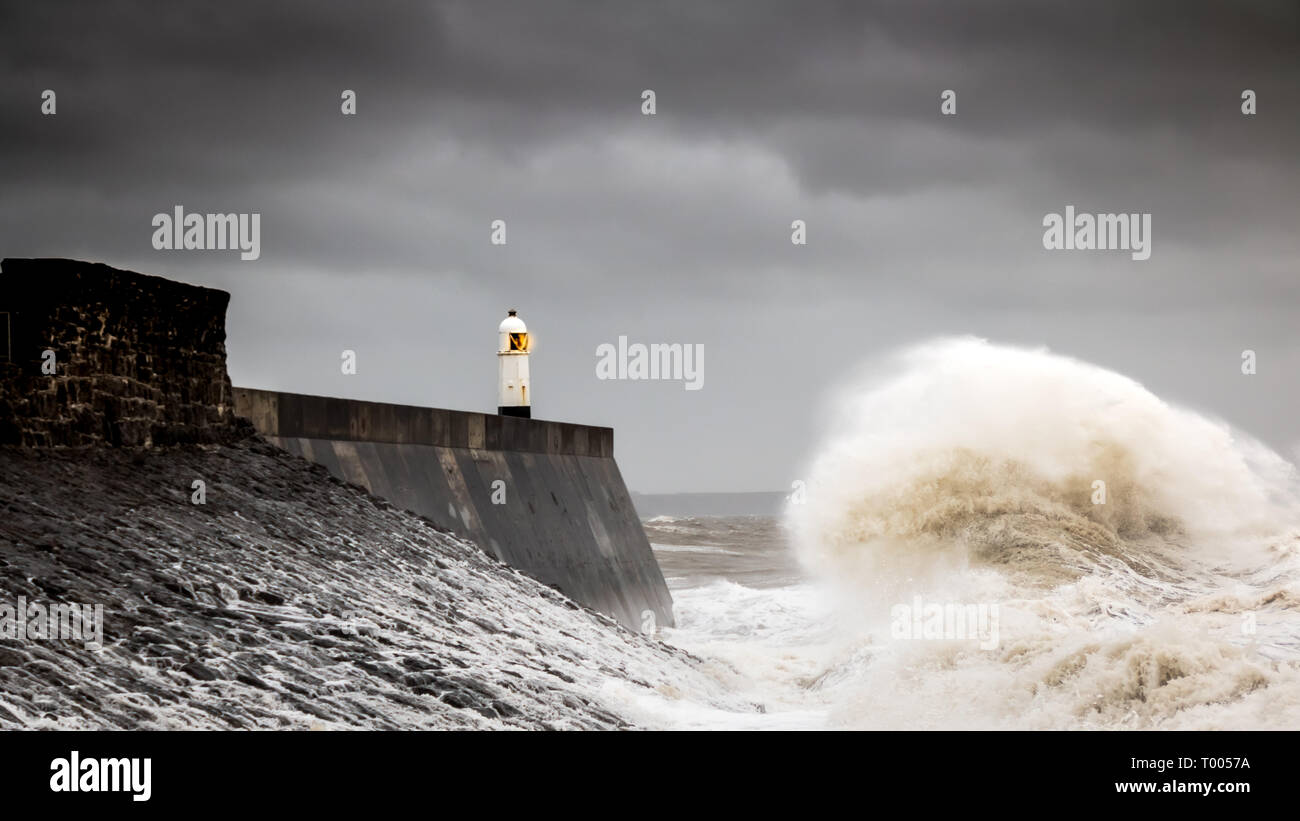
[620,339,1300,730]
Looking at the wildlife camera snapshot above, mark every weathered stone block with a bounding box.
[0,259,238,447]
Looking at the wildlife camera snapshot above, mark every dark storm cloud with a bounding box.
[1,1,1297,491]
[5,1,1295,183]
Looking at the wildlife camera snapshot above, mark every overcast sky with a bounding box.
[2,1,1297,492]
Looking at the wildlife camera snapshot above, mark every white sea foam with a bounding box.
[650,338,1300,729]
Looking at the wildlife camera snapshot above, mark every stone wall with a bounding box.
[0,258,236,447]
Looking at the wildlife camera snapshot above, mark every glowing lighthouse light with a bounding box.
[497,309,531,418]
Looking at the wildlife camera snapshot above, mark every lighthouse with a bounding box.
[497,309,531,418]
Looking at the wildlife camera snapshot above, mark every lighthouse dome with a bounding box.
[498,310,527,334]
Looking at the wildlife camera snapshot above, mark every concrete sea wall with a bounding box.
[234,388,675,631]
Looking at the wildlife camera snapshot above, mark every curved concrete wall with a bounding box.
[234,388,674,631]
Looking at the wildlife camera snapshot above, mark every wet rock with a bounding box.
[0,439,728,729]
[179,661,221,681]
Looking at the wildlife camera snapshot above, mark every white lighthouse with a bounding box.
[497,309,531,418]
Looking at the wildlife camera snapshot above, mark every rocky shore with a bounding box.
[0,433,722,729]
